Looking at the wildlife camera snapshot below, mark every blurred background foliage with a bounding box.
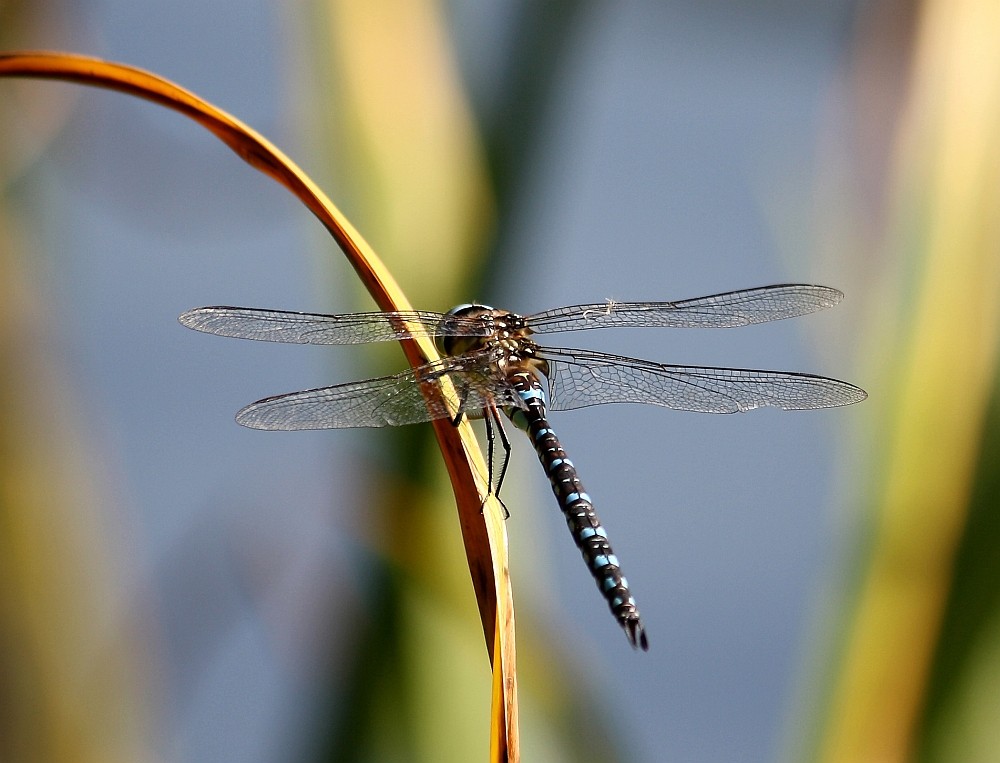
[1,0,999,761]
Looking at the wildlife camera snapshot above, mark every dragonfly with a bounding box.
[179,283,867,650]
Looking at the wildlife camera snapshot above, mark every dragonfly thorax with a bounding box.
[436,303,547,377]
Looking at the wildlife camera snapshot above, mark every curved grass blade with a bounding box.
[0,50,517,753]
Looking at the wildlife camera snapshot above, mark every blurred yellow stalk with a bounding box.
[0,210,155,760]
[317,0,493,307]
[819,0,1000,760]
[301,1,514,759]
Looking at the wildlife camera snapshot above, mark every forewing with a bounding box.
[235,355,520,430]
[541,347,867,414]
[525,284,844,333]
[179,307,488,345]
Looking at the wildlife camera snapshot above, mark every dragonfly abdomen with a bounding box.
[507,372,648,651]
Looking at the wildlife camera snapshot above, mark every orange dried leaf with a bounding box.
[0,49,518,758]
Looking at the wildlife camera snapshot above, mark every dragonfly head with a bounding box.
[436,303,496,356]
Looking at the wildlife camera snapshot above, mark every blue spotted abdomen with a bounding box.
[507,372,648,650]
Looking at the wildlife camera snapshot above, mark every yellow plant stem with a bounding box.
[819,0,1000,758]
[0,49,519,759]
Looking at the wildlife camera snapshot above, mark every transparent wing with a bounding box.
[179,306,489,345]
[234,353,521,430]
[525,284,844,333]
[540,347,867,414]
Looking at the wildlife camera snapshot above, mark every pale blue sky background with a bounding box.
[9,1,868,760]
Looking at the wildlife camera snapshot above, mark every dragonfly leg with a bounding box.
[449,385,470,427]
[447,394,509,517]
[483,405,511,519]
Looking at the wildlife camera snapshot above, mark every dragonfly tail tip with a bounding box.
[625,618,649,651]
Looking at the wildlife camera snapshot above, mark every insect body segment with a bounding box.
[506,369,648,650]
